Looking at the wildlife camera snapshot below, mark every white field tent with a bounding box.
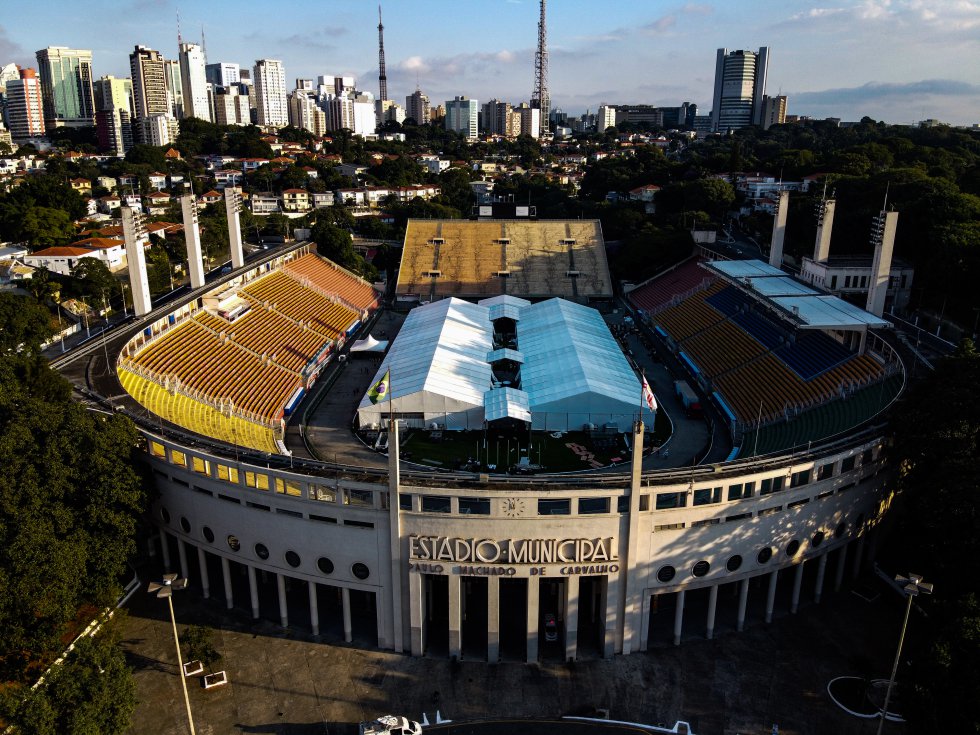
[356,297,655,432]
[357,299,493,430]
[518,298,653,432]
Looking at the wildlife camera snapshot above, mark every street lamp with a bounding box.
[876,572,933,735]
[148,573,197,735]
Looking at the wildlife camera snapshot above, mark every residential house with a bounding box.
[69,178,91,195]
[282,188,311,212]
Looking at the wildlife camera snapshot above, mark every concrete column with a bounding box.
[639,594,652,652]
[375,589,386,649]
[526,578,539,662]
[834,544,848,593]
[602,572,618,658]
[147,536,157,559]
[342,587,353,643]
[814,553,829,603]
[737,578,750,632]
[386,418,404,652]
[487,576,500,663]
[765,570,778,623]
[277,574,288,628]
[181,195,205,289]
[121,207,152,315]
[564,575,579,662]
[706,584,719,639]
[221,556,233,610]
[409,573,424,656]
[197,547,210,599]
[672,590,685,646]
[852,535,866,579]
[866,210,899,317]
[224,187,245,268]
[159,528,171,570]
[248,565,260,619]
[791,563,805,614]
[177,538,189,581]
[308,581,319,637]
[621,420,645,655]
[813,198,836,262]
[448,575,462,659]
[769,190,789,267]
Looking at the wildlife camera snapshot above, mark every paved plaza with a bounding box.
[120,568,903,735]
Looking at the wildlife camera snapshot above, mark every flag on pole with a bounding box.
[641,373,658,412]
[368,368,390,405]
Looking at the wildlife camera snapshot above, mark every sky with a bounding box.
[2,0,978,126]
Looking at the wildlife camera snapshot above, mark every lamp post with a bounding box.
[875,573,933,735]
[148,573,197,735]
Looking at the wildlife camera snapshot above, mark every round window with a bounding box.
[160,507,171,524]
[227,534,241,552]
[692,560,710,578]
[285,550,301,568]
[317,557,334,575]
[811,531,825,548]
[255,543,269,560]
[352,563,370,580]
[179,516,191,533]
[202,526,214,543]
[657,565,676,583]
[835,521,847,539]
[786,539,801,557]
[726,554,743,572]
[757,547,773,564]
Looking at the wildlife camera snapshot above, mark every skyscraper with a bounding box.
[253,59,288,128]
[205,62,240,87]
[179,42,211,122]
[445,96,478,140]
[5,68,45,140]
[164,59,183,119]
[130,46,169,122]
[710,47,769,133]
[35,46,95,128]
[94,75,134,155]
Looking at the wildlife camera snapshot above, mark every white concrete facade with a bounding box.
[144,423,889,661]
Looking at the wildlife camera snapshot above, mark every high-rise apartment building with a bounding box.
[322,92,376,137]
[597,104,617,132]
[164,59,183,119]
[253,59,288,128]
[515,103,541,139]
[5,67,45,140]
[94,75,134,155]
[482,99,514,137]
[179,42,211,122]
[205,62,240,87]
[445,96,478,140]
[213,86,251,126]
[130,46,169,122]
[710,47,769,132]
[406,88,430,125]
[35,46,95,127]
[761,94,787,130]
[288,90,327,136]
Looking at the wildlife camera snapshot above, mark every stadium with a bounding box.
[54,196,904,663]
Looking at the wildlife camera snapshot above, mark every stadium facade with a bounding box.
[56,217,901,662]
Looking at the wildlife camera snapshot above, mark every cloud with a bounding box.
[791,78,980,107]
[0,24,31,68]
[777,0,980,33]
[639,15,678,35]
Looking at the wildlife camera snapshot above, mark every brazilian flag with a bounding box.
[368,369,390,404]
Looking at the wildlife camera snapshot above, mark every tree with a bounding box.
[0,298,147,673]
[313,219,356,267]
[0,623,137,734]
[0,291,53,355]
[887,339,980,734]
[183,625,221,671]
[70,258,117,307]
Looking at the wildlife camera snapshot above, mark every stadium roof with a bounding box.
[705,259,891,331]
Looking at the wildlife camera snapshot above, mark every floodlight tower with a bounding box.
[531,0,550,136]
[378,5,388,103]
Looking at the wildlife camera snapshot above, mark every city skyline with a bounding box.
[1,0,978,126]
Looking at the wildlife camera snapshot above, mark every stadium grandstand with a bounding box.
[631,257,900,455]
[116,247,380,453]
[395,219,613,304]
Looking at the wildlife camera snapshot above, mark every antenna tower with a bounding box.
[531,0,550,136]
[378,5,388,102]
[177,8,182,46]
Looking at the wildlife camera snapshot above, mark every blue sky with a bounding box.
[3,0,978,125]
